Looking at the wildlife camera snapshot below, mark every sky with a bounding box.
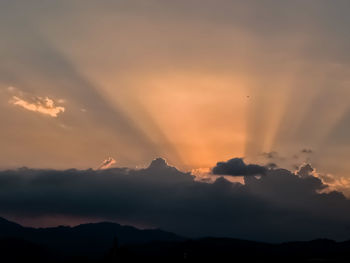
[1,0,350,241]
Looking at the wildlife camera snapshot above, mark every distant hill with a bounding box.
[0,217,184,260]
[0,237,55,263]
[118,238,350,262]
[1,217,350,262]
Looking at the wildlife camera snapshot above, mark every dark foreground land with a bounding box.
[0,217,349,262]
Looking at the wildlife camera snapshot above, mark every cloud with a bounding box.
[191,167,245,184]
[296,163,314,178]
[11,95,65,117]
[1,157,349,242]
[212,158,267,176]
[261,151,279,159]
[301,149,313,154]
[98,157,116,170]
[265,162,278,169]
[297,163,350,195]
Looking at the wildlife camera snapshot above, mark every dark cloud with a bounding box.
[265,162,278,169]
[301,149,313,154]
[261,151,279,159]
[212,158,267,176]
[0,157,349,242]
[297,163,315,177]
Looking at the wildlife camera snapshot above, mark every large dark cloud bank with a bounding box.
[0,157,349,242]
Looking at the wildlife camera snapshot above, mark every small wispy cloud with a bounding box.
[261,151,279,159]
[301,148,313,154]
[98,157,116,170]
[10,95,65,118]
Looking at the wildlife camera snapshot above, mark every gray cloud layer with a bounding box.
[0,158,349,242]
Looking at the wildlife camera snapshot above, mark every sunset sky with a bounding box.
[1,0,350,172]
[1,1,350,240]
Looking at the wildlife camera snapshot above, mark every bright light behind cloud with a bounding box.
[98,157,117,170]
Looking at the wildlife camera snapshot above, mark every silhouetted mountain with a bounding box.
[109,237,350,262]
[2,217,350,262]
[0,237,56,263]
[0,217,184,260]
[0,216,24,233]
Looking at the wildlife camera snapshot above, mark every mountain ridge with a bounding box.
[2,217,350,262]
[0,216,184,259]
